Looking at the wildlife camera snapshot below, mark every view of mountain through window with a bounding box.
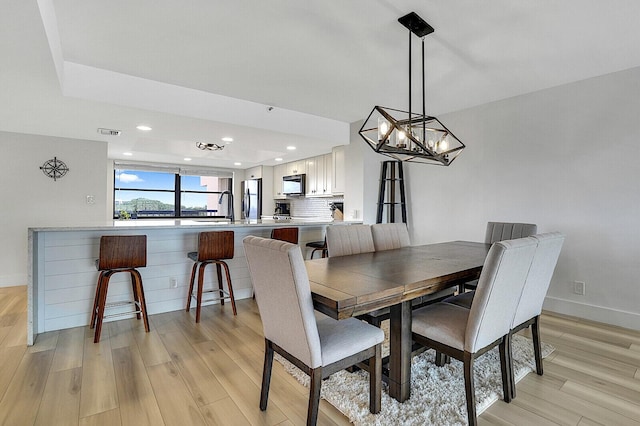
[113,169,232,219]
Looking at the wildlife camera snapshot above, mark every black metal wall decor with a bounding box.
[40,157,69,181]
[359,12,465,166]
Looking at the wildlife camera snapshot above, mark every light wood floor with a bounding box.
[0,285,638,426]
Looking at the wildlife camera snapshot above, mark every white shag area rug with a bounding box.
[276,333,554,425]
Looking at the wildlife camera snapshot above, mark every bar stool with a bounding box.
[90,235,149,343]
[270,227,299,244]
[306,237,328,259]
[186,231,237,323]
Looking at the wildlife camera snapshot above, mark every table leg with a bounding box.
[388,300,412,402]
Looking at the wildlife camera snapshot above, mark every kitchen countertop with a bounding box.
[29,218,360,232]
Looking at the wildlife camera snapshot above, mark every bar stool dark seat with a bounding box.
[270,227,299,244]
[90,235,149,343]
[306,238,327,259]
[186,231,237,323]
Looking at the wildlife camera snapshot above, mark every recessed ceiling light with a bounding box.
[221,137,234,143]
[184,157,192,161]
[123,152,133,156]
[286,146,296,150]
[234,162,242,166]
[275,158,283,161]
[136,125,152,131]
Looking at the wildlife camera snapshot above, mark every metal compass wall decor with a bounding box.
[40,157,69,181]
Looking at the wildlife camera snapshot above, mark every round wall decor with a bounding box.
[40,157,69,181]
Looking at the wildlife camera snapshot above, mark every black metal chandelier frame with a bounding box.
[359,12,465,166]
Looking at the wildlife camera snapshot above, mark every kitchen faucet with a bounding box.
[218,190,234,222]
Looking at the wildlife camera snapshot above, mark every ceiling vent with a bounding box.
[97,128,122,136]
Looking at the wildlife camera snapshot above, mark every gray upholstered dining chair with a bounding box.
[411,237,538,426]
[371,222,411,251]
[243,236,384,426]
[508,232,564,397]
[459,221,537,293]
[325,224,375,257]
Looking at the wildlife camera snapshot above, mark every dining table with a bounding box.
[305,240,491,402]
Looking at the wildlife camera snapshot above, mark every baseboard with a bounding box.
[543,296,640,331]
[0,274,26,288]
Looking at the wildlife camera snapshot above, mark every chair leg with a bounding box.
[216,263,225,306]
[90,272,105,329]
[369,344,382,414]
[308,367,322,426]
[260,339,274,411]
[133,269,150,333]
[93,272,112,343]
[499,335,512,402]
[532,316,543,375]
[195,262,207,323]
[463,352,477,426]
[435,352,450,366]
[221,261,237,316]
[130,271,141,320]
[186,262,198,312]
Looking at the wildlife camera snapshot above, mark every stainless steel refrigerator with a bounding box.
[241,178,262,220]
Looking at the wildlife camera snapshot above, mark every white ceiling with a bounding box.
[2,0,640,169]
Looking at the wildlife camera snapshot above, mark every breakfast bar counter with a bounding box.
[28,219,344,344]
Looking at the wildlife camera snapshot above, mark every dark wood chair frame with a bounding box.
[413,332,513,426]
[90,235,149,343]
[260,338,382,426]
[270,227,299,244]
[508,314,543,398]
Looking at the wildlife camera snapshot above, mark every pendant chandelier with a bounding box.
[359,12,465,166]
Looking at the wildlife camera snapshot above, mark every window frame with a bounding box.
[113,167,233,219]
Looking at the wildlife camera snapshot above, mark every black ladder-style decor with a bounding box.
[376,160,407,224]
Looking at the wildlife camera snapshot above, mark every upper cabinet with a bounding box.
[285,160,306,176]
[244,165,262,180]
[305,154,333,197]
[270,147,345,199]
[273,163,287,199]
[332,146,345,194]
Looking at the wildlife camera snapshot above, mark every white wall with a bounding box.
[357,66,640,330]
[0,131,109,287]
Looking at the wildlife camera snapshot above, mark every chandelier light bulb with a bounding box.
[440,138,449,152]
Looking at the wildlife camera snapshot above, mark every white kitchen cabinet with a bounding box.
[244,165,262,179]
[332,146,345,194]
[273,163,287,199]
[305,154,333,196]
[285,160,306,176]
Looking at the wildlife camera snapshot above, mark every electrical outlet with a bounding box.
[573,281,585,295]
[170,277,178,289]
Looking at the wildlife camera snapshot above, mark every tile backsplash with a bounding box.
[287,196,344,220]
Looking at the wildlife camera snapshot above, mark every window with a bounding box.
[114,166,233,219]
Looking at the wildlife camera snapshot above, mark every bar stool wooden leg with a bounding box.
[133,269,150,333]
[94,272,113,343]
[221,261,237,316]
[186,262,198,312]
[195,262,207,323]
[130,271,141,320]
[90,272,105,329]
[216,263,225,306]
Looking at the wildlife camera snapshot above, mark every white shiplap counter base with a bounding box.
[28,220,337,344]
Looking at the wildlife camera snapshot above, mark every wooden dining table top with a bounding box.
[306,241,491,319]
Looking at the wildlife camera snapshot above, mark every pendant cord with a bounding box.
[422,37,426,146]
[408,29,412,134]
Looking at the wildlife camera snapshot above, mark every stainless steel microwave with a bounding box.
[282,174,306,195]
